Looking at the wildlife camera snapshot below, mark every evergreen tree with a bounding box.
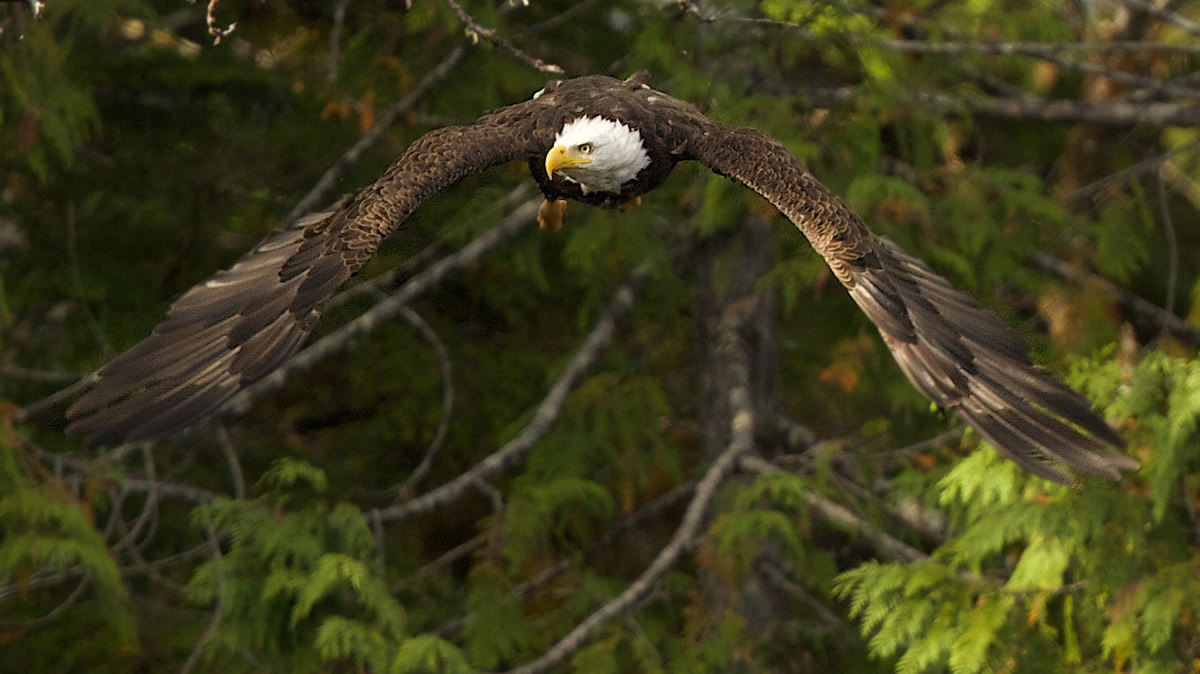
[4,0,1200,671]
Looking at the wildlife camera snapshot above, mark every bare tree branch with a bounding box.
[443,0,565,75]
[289,0,554,222]
[739,455,929,563]
[1123,0,1200,38]
[960,94,1200,127]
[120,476,219,504]
[189,0,235,44]
[876,36,1200,56]
[327,0,351,82]
[218,197,542,423]
[109,444,160,556]
[215,423,245,500]
[0,366,80,384]
[325,184,535,312]
[433,481,697,638]
[685,4,1200,96]
[1156,172,1181,336]
[374,262,653,524]
[524,0,604,34]
[492,317,755,674]
[65,202,111,357]
[286,44,470,223]
[12,374,95,426]
[394,306,454,498]
[802,84,1200,127]
[754,560,844,634]
[1061,140,1200,204]
[180,521,225,674]
[1028,252,1200,349]
[0,574,89,628]
[410,536,486,580]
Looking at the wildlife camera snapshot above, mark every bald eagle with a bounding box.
[66,73,1137,484]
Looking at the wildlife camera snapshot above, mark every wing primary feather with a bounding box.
[685,114,1136,483]
[68,77,1137,485]
[67,94,552,445]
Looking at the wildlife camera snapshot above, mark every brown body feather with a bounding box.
[67,75,1137,483]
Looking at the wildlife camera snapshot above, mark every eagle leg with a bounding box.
[538,198,568,232]
[618,195,642,212]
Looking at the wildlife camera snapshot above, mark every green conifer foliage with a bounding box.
[4,0,1200,671]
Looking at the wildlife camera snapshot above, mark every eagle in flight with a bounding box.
[66,73,1137,484]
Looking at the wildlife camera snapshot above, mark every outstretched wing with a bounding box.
[67,100,558,446]
[686,121,1137,483]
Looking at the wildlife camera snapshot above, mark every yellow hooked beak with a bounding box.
[545,144,591,179]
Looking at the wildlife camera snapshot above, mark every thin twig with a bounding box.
[688,5,1200,96]
[434,481,697,638]
[22,431,221,504]
[0,541,210,603]
[12,373,96,425]
[0,575,90,628]
[109,446,161,557]
[370,509,386,578]
[324,184,535,313]
[100,485,127,542]
[327,0,350,82]
[733,7,1200,57]
[868,427,964,459]
[1062,139,1200,204]
[802,85,1200,127]
[472,478,505,514]
[395,306,454,498]
[215,423,246,500]
[373,262,653,524]
[65,202,111,357]
[524,0,604,34]
[180,521,225,674]
[112,512,188,595]
[876,36,1200,56]
[0,366,81,384]
[754,560,844,634]
[1156,172,1180,338]
[411,536,486,580]
[219,198,542,421]
[491,318,755,674]
[875,35,1200,99]
[932,92,1200,127]
[442,0,564,74]
[1028,252,1200,349]
[124,445,160,551]
[285,44,470,223]
[288,0,544,222]
[768,435,951,545]
[190,0,235,43]
[1123,0,1200,38]
[117,473,219,504]
[739,455,929,563]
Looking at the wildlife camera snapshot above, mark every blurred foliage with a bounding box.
[3,0,1200,671]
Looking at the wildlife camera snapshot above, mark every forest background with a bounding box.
[4,0,1200,672]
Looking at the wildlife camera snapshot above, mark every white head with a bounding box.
[544,116,651,195]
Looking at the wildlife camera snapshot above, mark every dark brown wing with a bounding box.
[685,120,1137,483]
[67,98,561,446]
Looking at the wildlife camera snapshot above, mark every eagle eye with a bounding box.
[577,143,593,154]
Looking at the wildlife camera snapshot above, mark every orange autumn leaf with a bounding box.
[819,335,878,394]
[358,90,376,133]
[320,100,350,121]
[1027,592,1046,627]
[819,360,859,393]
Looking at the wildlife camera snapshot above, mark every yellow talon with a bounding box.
[618,195,642,212]
[538,198,568,232]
